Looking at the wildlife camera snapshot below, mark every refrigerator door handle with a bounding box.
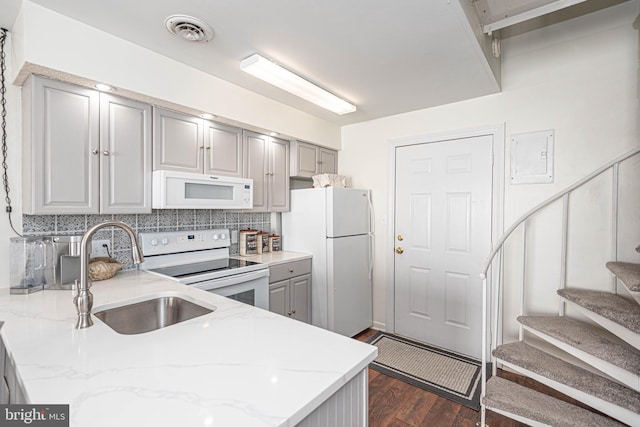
[367,190,374,280]
[367,190,375,235]
[368,232,374,280]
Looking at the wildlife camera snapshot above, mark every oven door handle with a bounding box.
[191,268,269,290]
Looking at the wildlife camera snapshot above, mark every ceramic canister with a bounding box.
[257,232,269,254]
[239,229,258,256]
[268,234,281,252]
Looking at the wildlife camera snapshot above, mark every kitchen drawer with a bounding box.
[269,259,312,283]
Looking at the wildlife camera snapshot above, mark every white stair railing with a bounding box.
[477,146,640,427]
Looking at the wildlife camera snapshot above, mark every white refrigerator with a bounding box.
[282,188,373,337]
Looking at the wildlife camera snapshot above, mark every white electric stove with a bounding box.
[138,229,269,309]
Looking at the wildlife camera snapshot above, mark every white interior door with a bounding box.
[394,135,493,358]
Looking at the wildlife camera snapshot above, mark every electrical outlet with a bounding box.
[91,239,110,257]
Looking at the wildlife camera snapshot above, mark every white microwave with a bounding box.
[152,170,253,209]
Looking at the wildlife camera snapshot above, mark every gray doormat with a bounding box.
[367,331,485,410]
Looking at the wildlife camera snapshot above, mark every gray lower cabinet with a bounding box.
[0,334,25,404]
[22,76,152,214]
[244,131,290,212]
[153,107,244,178]
[0,333,6,404]
[268,259,311,323]
[290,140,338,178]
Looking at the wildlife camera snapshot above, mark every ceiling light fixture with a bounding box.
[95,83,114,91]
[240,54,356,115]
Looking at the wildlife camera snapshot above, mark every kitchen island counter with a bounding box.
[0,270,376,426]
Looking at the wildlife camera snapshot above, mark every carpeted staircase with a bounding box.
[483,250,640,426]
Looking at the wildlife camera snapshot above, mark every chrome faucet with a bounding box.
[75,220,144,329]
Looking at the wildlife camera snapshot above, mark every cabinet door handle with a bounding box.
[291,309,296,314]
[103,150,110,156]
[92,149,99,155]
[289,268,294,273]
[287,311,292,316]
[206,146,211,150]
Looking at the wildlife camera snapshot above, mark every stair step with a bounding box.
[607,261,640,293]
[483,377,625,427]
[558,288,640,349]
[518,315,640,390]
[492,342,640,424]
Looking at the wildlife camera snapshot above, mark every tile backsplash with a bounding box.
[23,210,271,269]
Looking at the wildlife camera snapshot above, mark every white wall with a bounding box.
[12,1,341,149]
[1,31,24,285]
[340,1,640,339]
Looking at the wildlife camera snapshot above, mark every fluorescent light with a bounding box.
[240,54,356,115]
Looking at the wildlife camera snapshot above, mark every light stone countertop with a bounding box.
[231,250,312,267]
[0,270,376,427]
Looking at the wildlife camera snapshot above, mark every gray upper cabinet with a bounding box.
[153,107,203,173]
[204,121,243,178]
[153,108,243,178]
[23,76,150,215]
[269,138,290,211]
[290,140,338,178]
[244,131,269,211]
[100,94,152,214]
[23,76,100,214]
[243,131,290,212]
[318,148,338,174]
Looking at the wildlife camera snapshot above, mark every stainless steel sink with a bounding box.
[94,295,214,335]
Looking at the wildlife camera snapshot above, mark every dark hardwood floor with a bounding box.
[356,329,594,427]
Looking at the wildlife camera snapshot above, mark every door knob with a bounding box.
[103,150,110,156]
[395,247,404,254]
[397,234,403,241]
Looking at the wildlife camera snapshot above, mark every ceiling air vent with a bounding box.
[165,15,214,43]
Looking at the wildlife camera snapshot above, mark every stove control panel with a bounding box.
[138,229,231,256]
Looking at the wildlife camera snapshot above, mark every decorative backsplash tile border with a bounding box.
[23,210,271,268]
